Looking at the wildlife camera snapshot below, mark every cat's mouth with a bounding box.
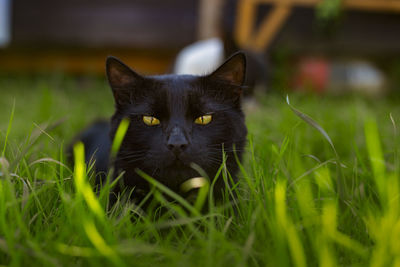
[166,153,191,167]
[169,158,190,169]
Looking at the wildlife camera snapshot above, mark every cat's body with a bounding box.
[70,52,247,202]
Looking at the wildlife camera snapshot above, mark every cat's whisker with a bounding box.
[208,149,245,154]
[114,155,146,162]
[151,167,159,177]
[118,149,148,155]
[206,143,225,147]
[125,157,147,164]
[117,150,147,156]
[113,153,147,163]
[206,146,243,151]
[207,149,245,152]
[120,153,146,159]
[207,141,247,147]
[205,156,224,164]
[115,158,145,164]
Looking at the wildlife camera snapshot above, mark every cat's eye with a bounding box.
[194,115,212,125]
[143,116,160,126]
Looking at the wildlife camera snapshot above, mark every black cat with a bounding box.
[70,52,248,202]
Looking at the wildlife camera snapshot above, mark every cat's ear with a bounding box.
[106,56,143,107]
[208,52,246,86]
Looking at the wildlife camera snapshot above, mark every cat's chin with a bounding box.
[160,160,201,178]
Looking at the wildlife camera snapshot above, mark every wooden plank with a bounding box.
[0,49,173,75]
[252,4,292,52]
[253,0,400,13]
[342,0,400,12]
[234,0,257,48]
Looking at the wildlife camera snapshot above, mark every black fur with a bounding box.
[70,52,248,201]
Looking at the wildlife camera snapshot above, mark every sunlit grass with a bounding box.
[1,76,400,266]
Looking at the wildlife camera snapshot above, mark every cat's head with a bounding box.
[106,52,248,194]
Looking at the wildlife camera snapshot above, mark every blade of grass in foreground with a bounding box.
[98,117,130,208]
[136,169,200,216]
[286,95,337,156]
[110,117,130,159]
[83,218,123,266]
[2,99,15,157]
[364,117,400,266]
[73,142,105,220]
[364,118,385,201]
[275,179,306,267]
[286,95,345,200]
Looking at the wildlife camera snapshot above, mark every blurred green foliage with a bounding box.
[316,0,342,21]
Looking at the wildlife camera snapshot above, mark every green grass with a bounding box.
[1,75,400,266]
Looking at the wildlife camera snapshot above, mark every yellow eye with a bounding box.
[143,116,160,126]
[194,114,212,125]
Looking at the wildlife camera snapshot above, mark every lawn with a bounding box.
[1,75,400,266]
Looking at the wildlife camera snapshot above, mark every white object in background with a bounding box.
[174,38,224,75]
[347,62,385,94]
[330,61,386,95]
[0,0,11,47]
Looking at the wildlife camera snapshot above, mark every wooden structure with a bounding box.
[235,0,400,52]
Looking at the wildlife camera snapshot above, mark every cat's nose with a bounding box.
[167,142,188,155]
[167,127,188,155]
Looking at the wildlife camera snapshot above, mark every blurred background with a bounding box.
[1,0,400,94]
